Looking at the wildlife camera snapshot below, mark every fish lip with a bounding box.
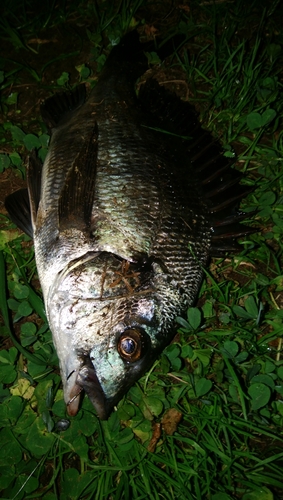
[76,364,112,420]
[66,382,83,417]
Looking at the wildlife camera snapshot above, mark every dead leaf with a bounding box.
[143,25,159,39]
[178,4,190,13]
[147,422,161,452]
[28,38,57,45]
[161,408,182,435]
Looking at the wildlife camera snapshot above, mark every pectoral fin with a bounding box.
[58,124,98,232]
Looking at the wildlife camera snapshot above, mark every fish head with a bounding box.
[48,252,169,419]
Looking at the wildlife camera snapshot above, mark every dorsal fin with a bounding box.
[40,84,86,130]
[138,77,256,256]
[138,77,200,137]
[58,124,98,231]
[5,189,33,238]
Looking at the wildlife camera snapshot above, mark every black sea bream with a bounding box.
[5,30,253,419]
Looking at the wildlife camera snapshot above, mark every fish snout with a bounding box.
[75,364,111,420]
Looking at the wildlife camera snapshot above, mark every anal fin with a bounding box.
[5,189,33,238]
[41,84,86,130]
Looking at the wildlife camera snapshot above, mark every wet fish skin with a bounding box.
[5,30,252,419]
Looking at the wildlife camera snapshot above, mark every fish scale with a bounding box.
[92,118,164,256]
[5,30,254,419]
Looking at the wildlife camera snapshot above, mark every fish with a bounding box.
[5,30,254,419]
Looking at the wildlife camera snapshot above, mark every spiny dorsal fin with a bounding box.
[205,185,254,213]
[138,77,256,255]
[41,84,86,130]
[5,189,33,238]
[58,123,98,232]
[209,206,256,257]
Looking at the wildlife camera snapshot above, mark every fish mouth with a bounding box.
[66,361,112,420]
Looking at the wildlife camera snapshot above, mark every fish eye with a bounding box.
[117,328,147,362]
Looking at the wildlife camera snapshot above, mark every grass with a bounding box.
[0,0,283,498]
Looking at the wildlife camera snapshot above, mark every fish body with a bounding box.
[5,31,252,419]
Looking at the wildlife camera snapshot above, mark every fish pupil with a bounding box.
[121,338,136,355]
